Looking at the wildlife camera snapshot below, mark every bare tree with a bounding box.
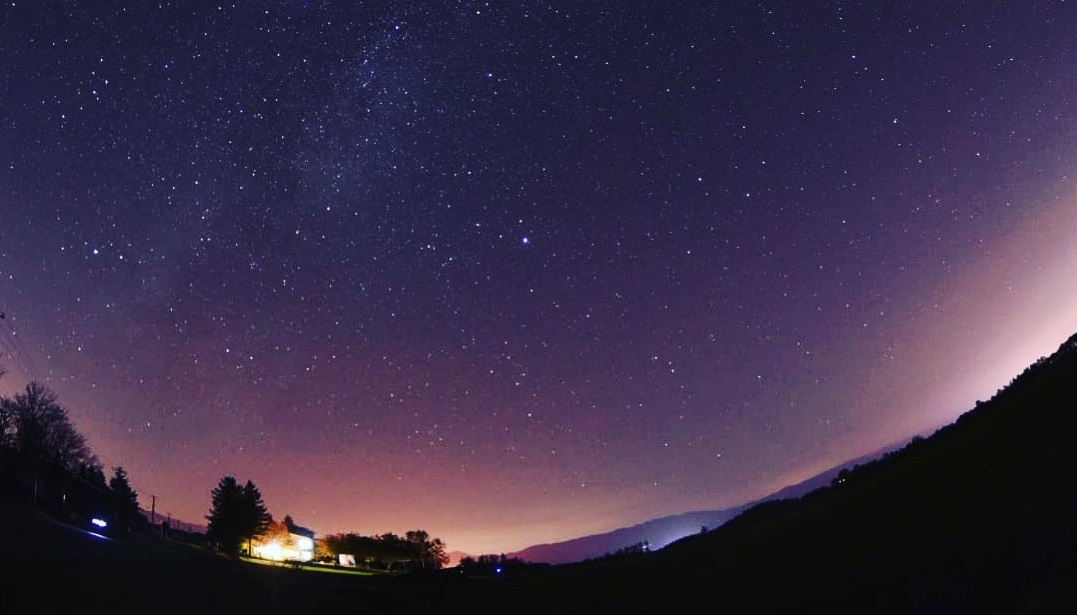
[4,381,96,472]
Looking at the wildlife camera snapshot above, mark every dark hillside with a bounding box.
[463,332,1077,614]
[582,331,1077,613]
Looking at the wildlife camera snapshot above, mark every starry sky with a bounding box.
[0,2,1073,554]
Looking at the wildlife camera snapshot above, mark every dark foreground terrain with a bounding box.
[6,334,1077,613]
[3,484,1075,615]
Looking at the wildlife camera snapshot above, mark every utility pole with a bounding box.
[150,494,156,525]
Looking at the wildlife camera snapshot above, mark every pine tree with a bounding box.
[240,479,272,554]
[206,475,272,555]
[206,475,245,554]
[108,466,141,534]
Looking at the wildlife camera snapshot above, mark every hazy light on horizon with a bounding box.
[0,2,1071,554]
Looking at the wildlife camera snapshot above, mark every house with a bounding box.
[250,515,315,562]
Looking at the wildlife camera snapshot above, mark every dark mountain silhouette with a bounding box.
[511,330,1077,613]
[507,507,747,565]
[507,444,902,564]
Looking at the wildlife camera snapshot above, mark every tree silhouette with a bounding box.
[206,476,271,555]
[0,396,13,449]
[3,381,95,472]
[320,529,450,571]
[207,476,244,554]
[427,537,449,568]
[406,529,430,565]
[241,479,272,552]
[77,457,107,489]
[108,466,141,535]
[405,530,449,569]
[458,553,532,574]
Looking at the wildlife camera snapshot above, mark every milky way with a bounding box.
[0,2,1072,553]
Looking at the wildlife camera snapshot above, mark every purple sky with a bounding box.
[0,2,1073,554]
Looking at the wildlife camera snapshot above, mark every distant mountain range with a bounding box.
[501,444,902,565]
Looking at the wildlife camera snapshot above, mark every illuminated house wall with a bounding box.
[251,532,315,562]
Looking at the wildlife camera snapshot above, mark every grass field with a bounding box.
[239,555,381,576]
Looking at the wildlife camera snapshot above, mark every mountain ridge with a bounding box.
[622,327,1077,612]
[503,442,903,564]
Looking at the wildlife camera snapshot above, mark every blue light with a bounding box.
[91,517,107,528]
[495,567,503,574]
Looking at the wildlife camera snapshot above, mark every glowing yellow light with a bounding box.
[263,541,283,560]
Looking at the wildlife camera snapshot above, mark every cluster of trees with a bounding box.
[2,377,453,571]
[205,475,271,555]
[607,540,650,557]
[829,434,930,490]
[581,541,651,564]
[457,553,537,574]
[202,477,451,570]
[0,380,144,534]
[202,476,451,570]
[321,529,449,570]
[1,381,104,484]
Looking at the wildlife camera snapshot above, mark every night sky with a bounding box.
[0,2,1073,555]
